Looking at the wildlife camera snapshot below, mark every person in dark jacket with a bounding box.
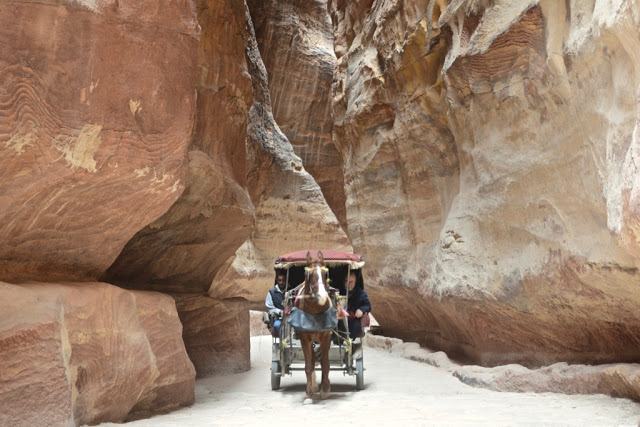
[265,272,286,336]
[345,270,371,339]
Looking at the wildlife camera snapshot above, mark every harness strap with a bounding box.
[331,329,352,355]
[294,286,304,306]
[293,281,334,307]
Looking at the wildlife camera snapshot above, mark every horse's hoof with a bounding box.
[320,390,330,400]
[303,398,313,405]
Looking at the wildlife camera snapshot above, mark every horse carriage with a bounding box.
[267,250,368,397]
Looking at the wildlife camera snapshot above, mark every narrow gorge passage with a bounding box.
[102,336,640,426]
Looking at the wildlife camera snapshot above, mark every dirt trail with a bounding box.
[103,335,640,426]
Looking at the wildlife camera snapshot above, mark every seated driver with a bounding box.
[265,272,286,336]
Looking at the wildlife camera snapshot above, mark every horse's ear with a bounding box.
[317,250,324,264]
[306,251,312,264]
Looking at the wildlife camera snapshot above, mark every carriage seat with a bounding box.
[333,311,370,344]
[263,312,281,337]
[356,312,370,338]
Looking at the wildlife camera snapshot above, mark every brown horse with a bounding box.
[295,250,333,404]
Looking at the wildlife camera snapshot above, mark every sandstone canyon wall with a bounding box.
[103,0,349,305]
[247,0,348,229]
[205,0,350,305]
[1,0,349,424]
[1,1,200,424]
[0,0,199,283]
[330,0,640,367]
[4,0,640,422]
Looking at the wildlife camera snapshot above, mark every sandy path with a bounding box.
[104,336,640,426]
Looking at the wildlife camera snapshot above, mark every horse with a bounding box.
[295,250,333,404]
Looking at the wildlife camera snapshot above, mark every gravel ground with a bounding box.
[102,335,640,426]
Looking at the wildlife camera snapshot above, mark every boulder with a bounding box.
[175,295,250,377]
[0,282,195,426]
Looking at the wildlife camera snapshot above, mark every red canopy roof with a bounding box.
[275,250,362,264]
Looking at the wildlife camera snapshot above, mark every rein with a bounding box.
[294,285,333,304]
[295,265,333,308]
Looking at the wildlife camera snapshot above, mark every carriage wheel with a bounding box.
[355,357,364,390]
[271,361,281,390]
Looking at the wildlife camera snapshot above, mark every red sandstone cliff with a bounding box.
[3,0,640,423]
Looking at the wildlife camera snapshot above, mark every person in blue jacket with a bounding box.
[265,272,286,337]
[345,270,371,339]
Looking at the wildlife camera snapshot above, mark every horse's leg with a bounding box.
[311,364,319,393]
[300,333,314,404]
[311,335,320,393]
[319,331,331,399]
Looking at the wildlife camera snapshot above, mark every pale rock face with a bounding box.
[331,0,640,366]
[455,361,640,402]
[248,0,347,228]
[367,333,640,402]
[0,282,195,426]
[0,0,199,282]
[208,0,351,305]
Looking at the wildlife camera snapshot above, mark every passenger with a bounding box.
[265,272,286,337]
[345,270,371,340]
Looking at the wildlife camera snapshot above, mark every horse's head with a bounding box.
[304,250,330,306]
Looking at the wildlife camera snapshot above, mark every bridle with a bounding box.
[303,264,330,303]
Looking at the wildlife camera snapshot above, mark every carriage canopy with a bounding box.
[274,250,364,269]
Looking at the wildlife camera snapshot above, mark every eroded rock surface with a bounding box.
[455,362,640,402]
[207,0,350,305]
[248,0,347,228]
[103,0,255,294]
[6,0,640,422]
[0,282,195,426]
[366,333,640,403]
[175,295,250,377]
[0,0,199,282]
[104,0,350,303]
[331,0,640,366]
[1,2,350,423]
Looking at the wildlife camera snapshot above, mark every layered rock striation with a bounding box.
[0,282,195,426]
[0,0,199,283]
[248,0,347,229]
[1,1,349,422]
[103,0,256,295]
[103,0,349,305]
[0,3,203,423]
[5,0,640,421]
[206,0,350,305]
[330,0,640,366]
[176,295,250,377]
